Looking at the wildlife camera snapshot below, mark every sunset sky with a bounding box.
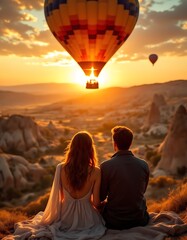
[0,0,187,88]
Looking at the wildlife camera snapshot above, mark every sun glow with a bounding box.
[72,66,108,89]
[72,69,87,86]
[97,70,108,88]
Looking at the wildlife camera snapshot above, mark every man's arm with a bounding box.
[100,163,108,202]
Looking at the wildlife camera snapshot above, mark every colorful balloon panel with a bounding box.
[44,0,139,76]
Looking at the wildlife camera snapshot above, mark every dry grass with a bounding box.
[0,193,50,238]
[0,210,27,238]
[147,182,187,240]
[21,192,50,217]
[149,176,178,188]
[148,182,187,215]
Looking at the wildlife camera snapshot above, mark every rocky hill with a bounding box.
[0,83,86,108]
[0,80,186,110]
[0,82,84,95]
[0,115,47,156]
[63,79,187,108]
[154,105,187,175]
[0,90,64,107]
[0,115,49,196]
[0,153,46,193]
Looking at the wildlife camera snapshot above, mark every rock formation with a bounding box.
[0,153,46,192]
[147,102,161,126]
[143,102,161,130]
[142,94,167,131]
[153,94,166,107]
[147,124,168,137]
[0,115,47,157]
[155,105,187,175]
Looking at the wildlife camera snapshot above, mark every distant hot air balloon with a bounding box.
[149,54,158,66]
[44,0,139,89]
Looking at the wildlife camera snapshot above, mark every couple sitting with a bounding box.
[4,126,150,240]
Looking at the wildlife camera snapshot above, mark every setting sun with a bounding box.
[71,66,108,90]
[72,69,87,86]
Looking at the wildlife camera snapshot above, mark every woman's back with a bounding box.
[61,165,100,200]
[48,164,106,239]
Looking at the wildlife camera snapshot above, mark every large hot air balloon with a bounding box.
[44,0,139,89]
[149,54,158,66]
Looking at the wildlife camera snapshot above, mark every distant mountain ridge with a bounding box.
[0,82,84,95]
[0,83,86,107]
[63,79,187,107]
[0,90,64,107]
[0,80,186,108]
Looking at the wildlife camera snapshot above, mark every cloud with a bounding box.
[13,0,43,10]
[0,0,62,57]
[0,0,187,64]
[117,0,187,62]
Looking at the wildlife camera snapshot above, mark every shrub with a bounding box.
[150,154,161,167]
[149,176,177,188]
[145,150,155,161]
[32,174,53,192]
[0,188,22,201]
[23,192,50,217]
[0,210,26,238]
[145,150,161,167]
[40,175,54,189]
[148,182,187,214]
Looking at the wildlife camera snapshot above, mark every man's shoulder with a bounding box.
[133,156,149,171]
[100,157,116,169]
[134,155,148,164]
[100,159,109,167]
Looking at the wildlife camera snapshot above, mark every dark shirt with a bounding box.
[100,150,150,230]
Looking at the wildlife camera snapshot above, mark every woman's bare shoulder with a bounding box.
[60,162,65,167]
[94,166,101,171]
[57,162,65,168]
[92,166,101,178]
[59,163,66,177]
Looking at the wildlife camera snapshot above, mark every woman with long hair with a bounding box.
[3,131,106,240]
[63,131,101,207]
[56,131,106,238]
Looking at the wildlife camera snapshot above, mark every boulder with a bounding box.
[0,115,47,156]
[0,154,14,188]
[147,124,168,137]
[0,153,46,192]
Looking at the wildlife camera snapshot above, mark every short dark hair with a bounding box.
[111,126,133,150]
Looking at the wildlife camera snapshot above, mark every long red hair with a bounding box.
[64,131,98,191]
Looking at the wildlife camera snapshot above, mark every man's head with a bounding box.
[111,126,133,151]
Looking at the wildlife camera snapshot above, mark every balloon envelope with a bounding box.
[149,54,158,65]
[44,0,139,77]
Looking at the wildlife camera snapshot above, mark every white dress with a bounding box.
[3,163,106,240]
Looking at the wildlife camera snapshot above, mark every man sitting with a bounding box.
[100,126,150,230]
